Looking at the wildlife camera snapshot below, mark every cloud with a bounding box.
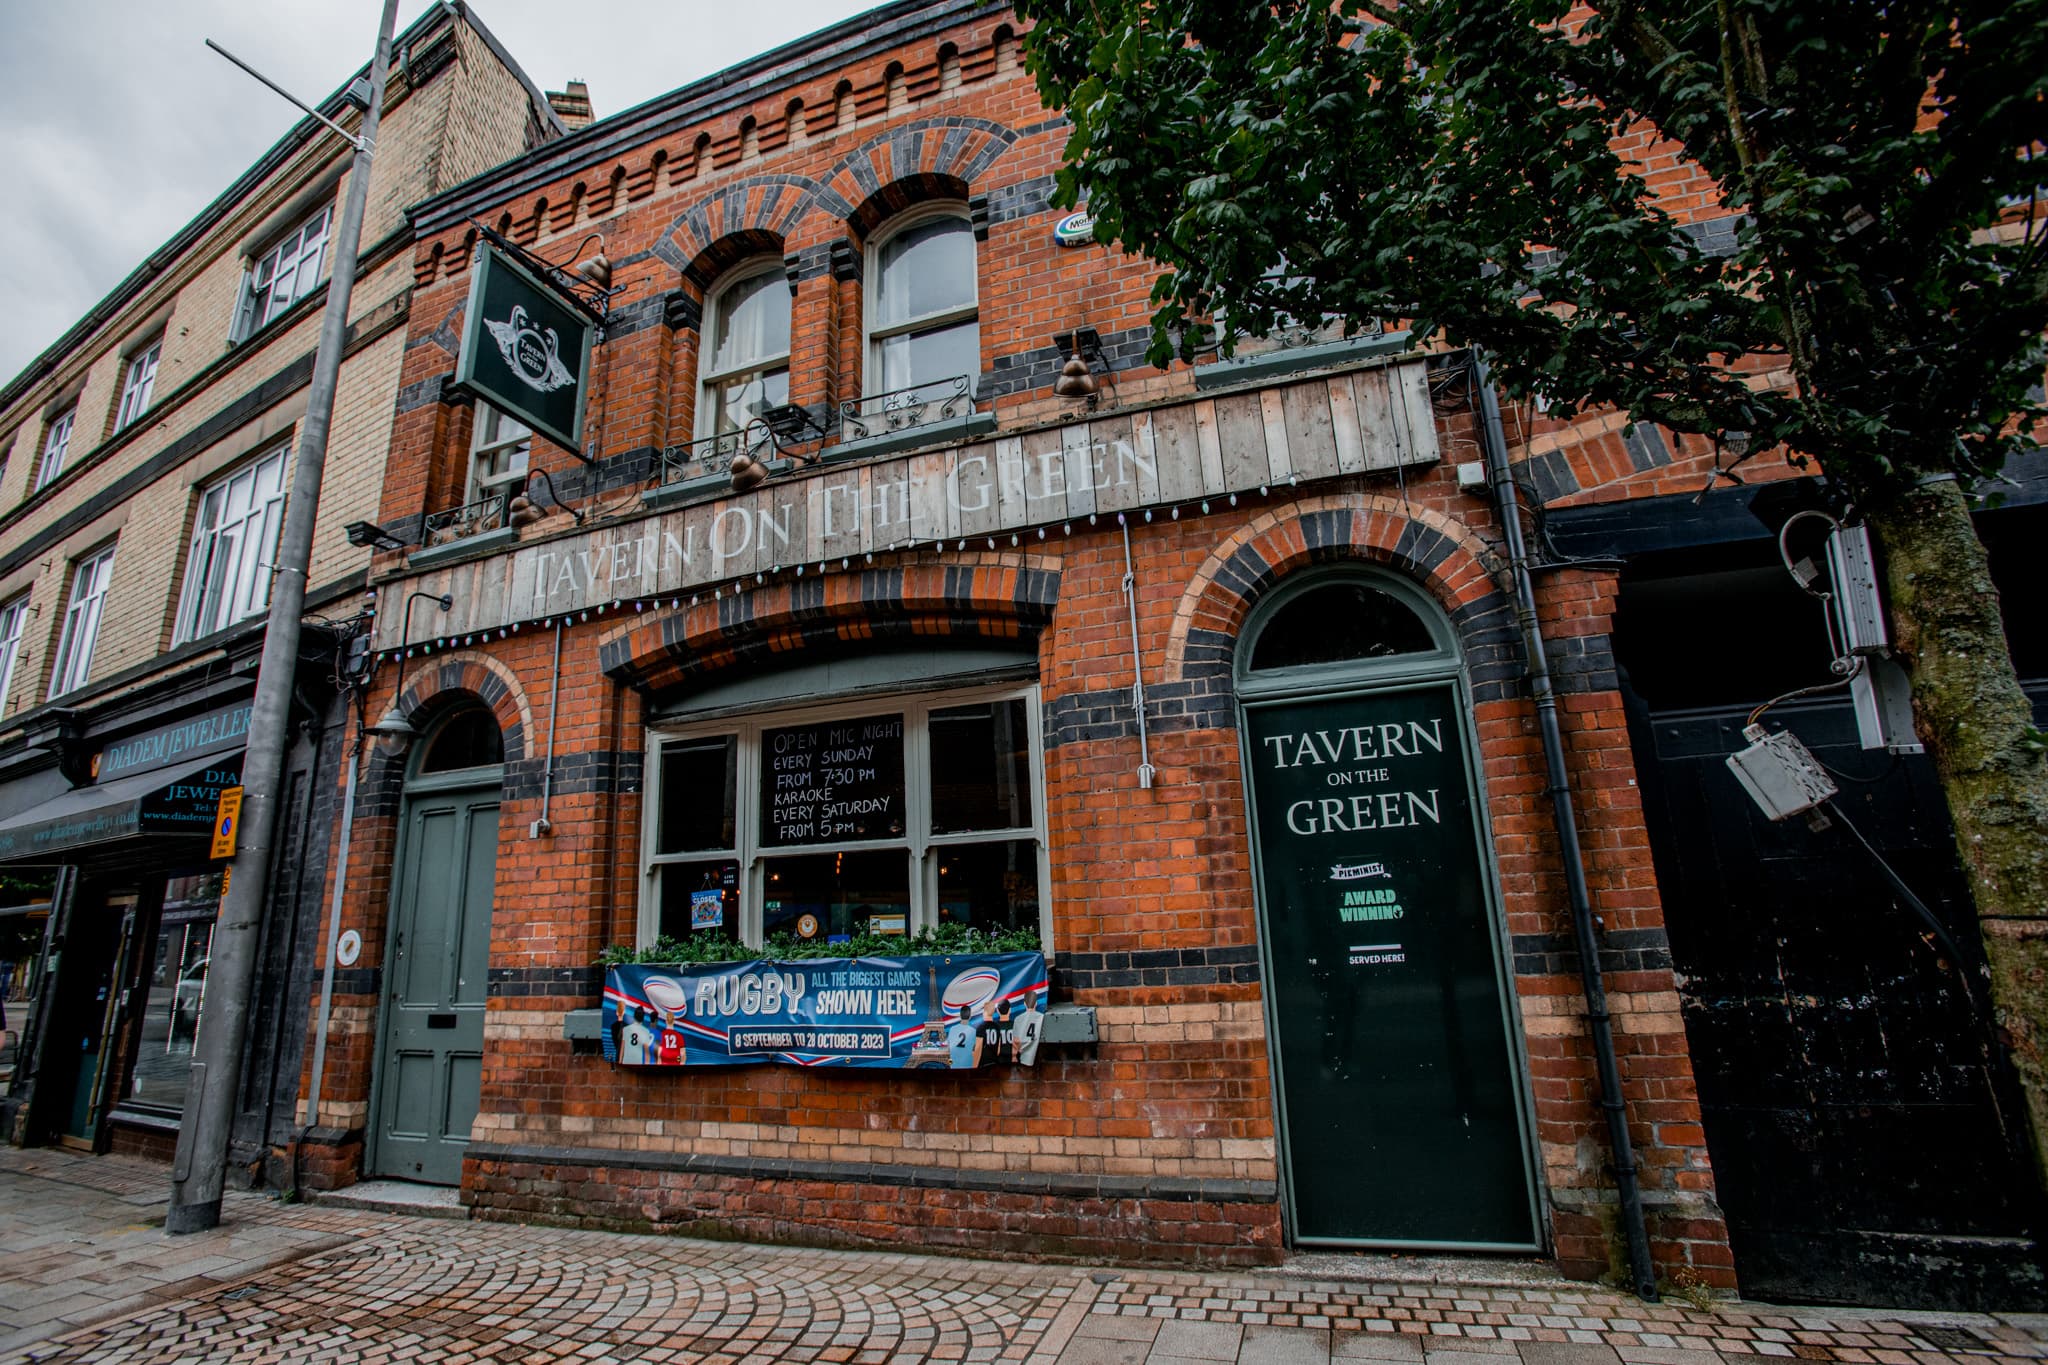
[0,0,883,385]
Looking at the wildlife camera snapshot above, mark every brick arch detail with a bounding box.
[1161,492,1520,702]
[656,174,855,278]
[824,116,1018,233]
[596,552,1061,694]
[362,653,536,798]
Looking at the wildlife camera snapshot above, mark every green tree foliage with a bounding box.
[1020,0,2048,1181]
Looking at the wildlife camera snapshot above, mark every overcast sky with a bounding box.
[0,0,883,385]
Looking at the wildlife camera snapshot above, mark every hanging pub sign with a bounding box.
[453,241,595,455]
[603,953,1049,1070]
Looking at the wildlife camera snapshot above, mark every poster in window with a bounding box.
[690,888,724,929]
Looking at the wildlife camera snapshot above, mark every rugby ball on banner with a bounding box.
[941,968,1003,1012]
[642,976,689,1016]
[1053,211,1095,247]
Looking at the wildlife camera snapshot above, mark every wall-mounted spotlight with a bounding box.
[344,520,408,551]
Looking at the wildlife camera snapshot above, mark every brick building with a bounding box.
[0,5,562,1178]
[302,0,2040,1308]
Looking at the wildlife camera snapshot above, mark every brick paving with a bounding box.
[2,1148,2044,1365]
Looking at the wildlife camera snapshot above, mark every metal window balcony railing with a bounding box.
[658,424,777,487]
[423,490,510,542]
[837,374,975,444]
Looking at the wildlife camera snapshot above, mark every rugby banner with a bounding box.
[603,953,1049,1070]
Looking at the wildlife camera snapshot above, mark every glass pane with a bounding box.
[874,216,975,328]
[759,714,906,847]
[1249,582,1437,670]
[934,839,1040,935]
[929,699,1031,833]
[657,860,741,943]
[658,735,737,853]
[420,707,503,772]
[709,270,791,375]
[130,872,222,1112]
[762,849,911,942]
[707,366,789,434]
[877,319,978,396]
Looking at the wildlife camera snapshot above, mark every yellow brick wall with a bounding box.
[0,16,547,724]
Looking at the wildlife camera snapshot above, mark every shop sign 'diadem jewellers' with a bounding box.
[368,360,1440,650]
[602,953,1050,1071]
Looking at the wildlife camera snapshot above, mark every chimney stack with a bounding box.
[548,80,593,130]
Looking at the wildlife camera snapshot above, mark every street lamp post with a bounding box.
[168,0,403,1234]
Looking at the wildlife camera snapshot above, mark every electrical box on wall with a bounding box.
[1727,723,1838,821]
[1826,523,1889,655]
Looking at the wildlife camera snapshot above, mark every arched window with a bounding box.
[1238,569,1457,692]
[417,703,504,774]
[866,209,979,404]
[698,262,791,437]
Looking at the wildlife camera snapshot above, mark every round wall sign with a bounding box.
[1053,211,1095,247]
[336,929,362,967]
[796,913,820,940]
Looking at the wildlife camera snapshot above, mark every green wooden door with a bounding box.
[1244,683,1537,1248]
[372,782,498,1184]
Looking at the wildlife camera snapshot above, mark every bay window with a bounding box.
[642,686,1047,948]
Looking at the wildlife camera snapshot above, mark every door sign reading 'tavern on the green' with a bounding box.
[1246,683,1537,1248]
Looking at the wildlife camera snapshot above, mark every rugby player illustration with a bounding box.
[617,1008,655,1065]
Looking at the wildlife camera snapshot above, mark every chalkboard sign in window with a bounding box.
[759,713,906,847]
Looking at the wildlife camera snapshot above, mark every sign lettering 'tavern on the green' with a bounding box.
[453,242,595,455]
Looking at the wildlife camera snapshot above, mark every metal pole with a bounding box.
[1474,351,1661,1301]
[168,0,401,1233]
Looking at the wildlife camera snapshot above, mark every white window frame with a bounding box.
[175,446,288,644]
[34,405,75,491]
[0,594,27,719]
[639,682,1051,950]
[114,337,163,432]
[695,261,793,440]
[51,544,116,697]
[466,404,532,509]
[863,207,980,401]
[236,203,333,340]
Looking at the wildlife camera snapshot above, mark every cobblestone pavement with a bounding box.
[2,1147,2044,1365]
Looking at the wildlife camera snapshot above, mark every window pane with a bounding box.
[762,849,911,942]
[874,217,975,328]
[708,270,791,376]
[876,318,979,396]
[657,860,741,943]
[935,839,1040,935]
[707,366,789,434]
[1249,583,1437,670]
[658,736,737,853]
[130,873,221,1112]
[930,700,1031,833]
[419,707,504,773]
[759,714,906,847]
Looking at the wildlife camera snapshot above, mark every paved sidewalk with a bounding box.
[1,1147,2044,1365]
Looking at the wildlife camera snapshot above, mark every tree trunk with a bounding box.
[1865,476,2048,1184]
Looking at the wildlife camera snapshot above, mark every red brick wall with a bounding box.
[306,2,1735,1287]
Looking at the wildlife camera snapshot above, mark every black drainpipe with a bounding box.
[1474,351,1660,1301]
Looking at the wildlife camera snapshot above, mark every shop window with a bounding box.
[642,687,1047,948]
[0,594,25,718]
[50,542,116,697]
[418,704,505,773]
[1246,579,1440,672]
[126,869,222,1114]
[698,264,791,437]
[236,203,332,340]
[175,445,287,644]
[114,337,163,433]
[864,210,979,412]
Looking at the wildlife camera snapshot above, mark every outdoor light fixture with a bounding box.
[507,467,584,528]
[1052,327,1107,403]
[473,223,620,321]
[758,402,829,448]
[1722,429,1752,458]
[344,519,407,551]
[371,592,454,748]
